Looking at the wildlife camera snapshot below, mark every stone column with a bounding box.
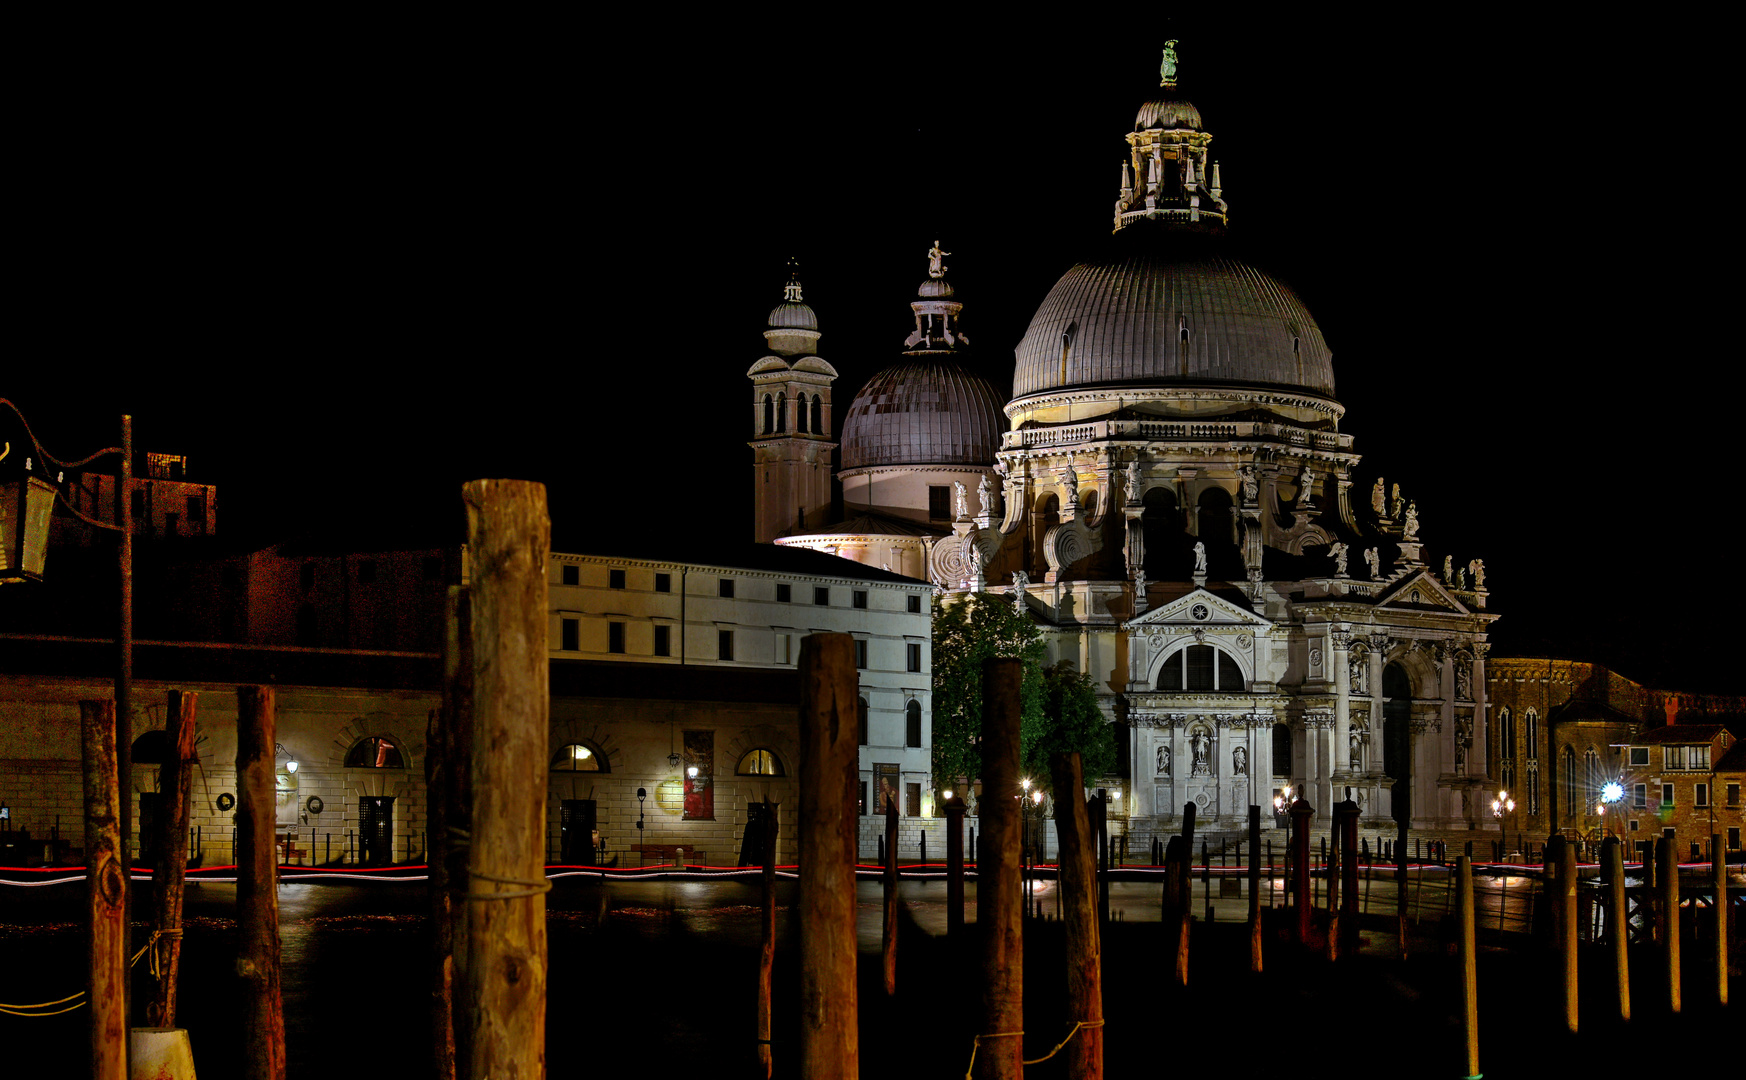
[1471,644,1489,780]
[1332,626,1352,773]
[1368,633,1390,777]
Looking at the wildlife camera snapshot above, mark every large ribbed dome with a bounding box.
[840,360,1005,470]
[1012,252,1334,398]
[767,300,818,330]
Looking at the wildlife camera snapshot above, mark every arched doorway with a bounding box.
[1383,663,1413,827]
[1196,486,1240,579]
[1141,487,1189,580]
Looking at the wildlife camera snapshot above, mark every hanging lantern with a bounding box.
[0,475,55,583]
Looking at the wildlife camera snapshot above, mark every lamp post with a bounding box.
[1491,789,1516,856]
[2,399,133,1074]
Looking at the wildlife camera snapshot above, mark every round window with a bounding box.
[1190,603,1210,621]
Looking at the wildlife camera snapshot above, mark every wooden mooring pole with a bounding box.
[424,702,456,1080]
[1049,752,1103,1079]
[945,793,966,939]
[1712,833,1728,1007]
[798,633,860,1078]
[1248,805,1262,973]
[1289,797,1314,947]
[883,789,899,996]
[237,686,285,1080]
[147,689,198,1029]
[1656,836,1680,1015]
[1602,837,1629,1022]
[975,657,1024,1080]
[81,699,126,1080]
[440,581,473,1074]
[757,801,779,1078]
[1455,855,1479,1080]
[1556,838,1578,1033]
[461,480,550,1080]
[1337,801,1360,958]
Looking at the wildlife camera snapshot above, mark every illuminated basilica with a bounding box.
[752,46,1497,839]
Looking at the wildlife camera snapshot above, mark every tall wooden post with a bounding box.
[798,633,860,1078]
[1455,856,1479,1080]
[1555,839,1578,1032]
[237,686,285,1080]
[1657,837,1680,1014]
[757,802,779,1078]
[115,413,133,1060]
[441,581,473,1073]
[1337,801,1360,957]
[424,703,456,1080]
[1712,834,1728,1007]
[462,480,550,1080]
[945,794,966,939]
[975,657,1024,1080]
[882,790,899,996]
[81,700,126,1080]
[147,690,198,1029]
[1049,752,1102,1080]
[1602,837,1630,1022]
[1248,806,1262,973]
[1290,797,1315,946]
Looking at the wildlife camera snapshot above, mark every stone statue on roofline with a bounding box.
[1403,500,1419,541]
[1469,558,1486,588]
[1328,542,1349,577]
[1125,459,1143,502]
[977,474,994,516]
[1364,547,1380,580]
[1240,465,1258,505]
[1295,464,1314,507]
[1372,478,1386,516]
[927,240,950,279]
[1193,541,1207,573]
[1390,484,1404,520]
[1160,39,1179,86]
[1454,567,1465,590]
[1443,555,1453,581]
[954,481,968,521]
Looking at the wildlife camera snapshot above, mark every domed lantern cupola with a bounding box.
[1115,41,1228,234]
[748,258,839,543]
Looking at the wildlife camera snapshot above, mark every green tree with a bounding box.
[1026,661,1117,787]
[930,593,1046,794]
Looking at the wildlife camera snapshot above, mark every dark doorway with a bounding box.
[560,799,597,865]
[738,801,779,867]
[1383,663,1412,826]
[138,792,164,868]
[1141,487,1190,580]
[358,796,395,866]
[1196,487,1241,579]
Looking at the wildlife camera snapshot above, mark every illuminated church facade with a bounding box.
[751,47,1499,837]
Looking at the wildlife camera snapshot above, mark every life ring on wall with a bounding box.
[305,796,324,815]
[215,793,235,811]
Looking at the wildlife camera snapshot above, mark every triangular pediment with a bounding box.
[1124,587,1272,631]
[1376,569,1468,614]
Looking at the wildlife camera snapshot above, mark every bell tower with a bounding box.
[748,263,839,543]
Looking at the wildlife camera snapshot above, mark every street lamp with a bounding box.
[1491,789,1516,855]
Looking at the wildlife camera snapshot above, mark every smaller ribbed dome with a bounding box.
[917,279,955,298]
[767,300,818,330]
[840,360,1005,470]
[1134,98,1203,131]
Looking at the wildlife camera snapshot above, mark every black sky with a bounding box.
[8,14,1737,690]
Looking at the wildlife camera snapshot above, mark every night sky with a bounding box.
[9,16,1734,689]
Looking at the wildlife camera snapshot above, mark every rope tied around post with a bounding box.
[0,927,179,1017]
[960,1019,1107,1077]
[464,869,552,901]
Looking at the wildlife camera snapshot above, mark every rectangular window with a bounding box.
[719,578,735,598]
[1662,783,1675,807]
[928,485,950,520]
[1665,745,1685,769]
[814,586,829,606]
[654,625,670,657]
[1663,827,1677,842]
[777,582,791,603]
[858,780,869,817]
[1728,783,1741,808]
[609,569,626,590]
[186,494,206,525]
[561,618,579,652]
[608,622,625,654]
[652,573,670,593]
[907,594,922,613]
[906,706,922,748]
[854,639,868,669]
[1629,819,1640,832]
[1695,783,1709,808]
[905,782,922,818]
[1628,746,1649,766]
[1691,745,1710,769]
[853,590,868,609]
[1185,645,1214,691]
[561,564,579,586]
[1729,827,1741,851]
[718,630,734,661]
[1633,783,1647,809]
[907,643,922,673]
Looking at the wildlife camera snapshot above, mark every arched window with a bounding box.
[762,394,773,435]
[1562,745,1579,821]
[1585,747,1602,811]
[1272,723,1291,777]
[344,736,405,769]
[131,730,173,765]
[737,748,785,776]
[775,392,786,433]
[1525,710,1539,760]
[1499,707,1514,760]
[1157,644,1244,691]
[905,700,922,748]
[796,393,809,433]
[810,395,823,434]
[551,742,606,772]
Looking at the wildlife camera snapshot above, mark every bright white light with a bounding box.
[686,766,699,778]
[285,760,298,773]
[1111,789,1121,801]
[1600,782,1624,804]
[1031,791,1043,805]
[942,789,954,801]
[573,745,591,759]
[1022,778,1031,792]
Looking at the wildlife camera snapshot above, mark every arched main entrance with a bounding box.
[1382,662,1412,826]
